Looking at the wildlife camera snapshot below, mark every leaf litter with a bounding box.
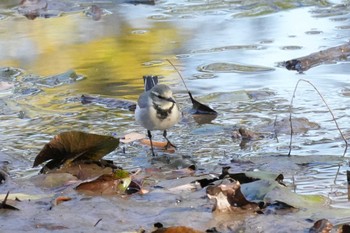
[2,2,350,232]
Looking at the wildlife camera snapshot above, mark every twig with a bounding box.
[94,218,102,227]
[288,79,348,183]
[288,79,348,156]
[166,59,190,93]
[273,115,279,143]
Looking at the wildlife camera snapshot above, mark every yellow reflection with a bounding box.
[0,13,182,97]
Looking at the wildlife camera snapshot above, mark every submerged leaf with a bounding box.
[75,170,137,195]
[309,219,333,233]
[152,222,203,233]
[33,131,119,172]
[81,95,136,111]
[140,139,176,152]
[206,179,260,212]
[76,174,122,195]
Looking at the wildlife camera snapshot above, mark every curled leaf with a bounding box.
[33,131,119,172]
[52,196,72,206]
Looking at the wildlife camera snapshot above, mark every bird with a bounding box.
[135,75,181,156]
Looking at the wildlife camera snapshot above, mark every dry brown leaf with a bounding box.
[152,226,203,233]
[120,132,146,143]
[52,196,72,206]
[140,139,175,152]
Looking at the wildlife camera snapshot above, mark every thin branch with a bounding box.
[288,79,348,158]
[166,59,190,93]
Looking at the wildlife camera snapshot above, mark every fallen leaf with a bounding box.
[75,172,133,195]
[338,224,350,233]
[52,196,72,206]
[152,222,203,233]
[85,5,103,21]
[140,139,176,152]
[31,172,78,188]
[18,0,48,20]
[206,179,260,212]
[33,131,119,172]
[309,219,333,233]
[120,132,146,143]
[51,163,114,180]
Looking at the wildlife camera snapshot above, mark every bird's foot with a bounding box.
[164,141,177,150]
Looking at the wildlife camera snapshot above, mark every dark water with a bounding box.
[0,0,350,232]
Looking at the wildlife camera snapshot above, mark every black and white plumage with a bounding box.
[135,76,180,156]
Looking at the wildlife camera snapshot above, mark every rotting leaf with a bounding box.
[33,131,119,172]
[338,224,350,233]
[0,191,19,211]
[139,139,176,153]
[275,174,286,186]
[76,174,122,195]
[85,5,103,21]
[31,172,78,188]
[52,196,72,207]
[261,201,297,215]
[196,166,261,188]
[18,0,48,20]
[75,170,137,195]
[52,163,115,181]
[206,179,260,212]
[151,222,203,233]
[309,219,333,233]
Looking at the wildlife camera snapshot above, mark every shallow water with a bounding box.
[1,0,350,232]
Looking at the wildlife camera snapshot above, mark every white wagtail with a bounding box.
[135,76,181,156]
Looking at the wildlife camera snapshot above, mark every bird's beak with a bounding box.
[167,97,176,103]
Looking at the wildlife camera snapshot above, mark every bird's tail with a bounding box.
[143,75,159,91]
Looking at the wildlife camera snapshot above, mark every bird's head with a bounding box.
[150,84,176,108]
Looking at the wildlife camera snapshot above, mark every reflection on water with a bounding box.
[0,0,350,212]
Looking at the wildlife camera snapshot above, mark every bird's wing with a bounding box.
[143,75,158,91]
[137,91,150,108]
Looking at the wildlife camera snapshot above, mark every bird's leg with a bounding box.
[163,130,177,149]
[147,130,156,156]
